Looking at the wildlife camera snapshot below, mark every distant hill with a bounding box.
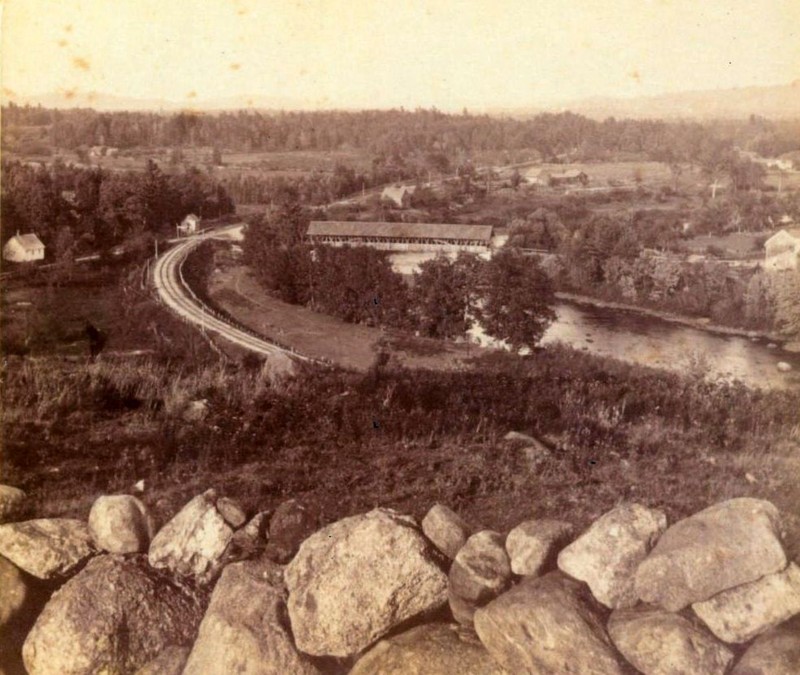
[5,81,800,119]
[549,81,800,121]
[3,91,323,112]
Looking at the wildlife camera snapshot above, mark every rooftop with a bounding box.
[8,233,45,250]
[307,221,493,242]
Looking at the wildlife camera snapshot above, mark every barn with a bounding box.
[764,228,800,271]
[306,221,493,253]
[3,233,45,263]
[380,185,416,208]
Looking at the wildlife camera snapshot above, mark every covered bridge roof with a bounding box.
[307,221,493,242]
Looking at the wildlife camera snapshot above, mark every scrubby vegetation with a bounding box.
[3,347,799,557]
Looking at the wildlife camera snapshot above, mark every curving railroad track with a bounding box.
[152,226,309,360]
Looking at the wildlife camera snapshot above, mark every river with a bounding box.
[482,301,800,389]
[391,252,800,389]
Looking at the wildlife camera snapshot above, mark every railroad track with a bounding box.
[152,227,310,360]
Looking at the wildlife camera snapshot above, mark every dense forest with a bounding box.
[4,104,800,162]
[0,159,234,257]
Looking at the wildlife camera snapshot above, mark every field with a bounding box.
[206,259,474,371]
[683,232,767,257]
[524,160,676,188]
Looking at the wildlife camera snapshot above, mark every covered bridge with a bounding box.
[306,221,494,253]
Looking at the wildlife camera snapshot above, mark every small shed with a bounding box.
[3,233,45,263]
[178,213,201,235]
[381,185,416,209]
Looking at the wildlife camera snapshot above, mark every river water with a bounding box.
[391,252,800,389]
[495,302,800,389]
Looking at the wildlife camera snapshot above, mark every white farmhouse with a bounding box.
[3,233,45,263]
[380,185,415,209]
[178,213,201,235]
[764,228,800,271]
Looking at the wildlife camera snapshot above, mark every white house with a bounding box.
[3,233,45,263]
[381,185,415,209]
[178,213,201,235]
[764,228,800,271]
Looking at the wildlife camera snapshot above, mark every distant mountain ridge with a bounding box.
[5,81,800,119]
[505,81,800,121]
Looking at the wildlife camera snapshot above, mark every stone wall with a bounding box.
[1,483,799,674]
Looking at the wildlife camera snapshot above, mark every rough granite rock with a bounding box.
[88,494,156,554]
[134,646,191,675]
[0,518,95,579]
[216,497,247,529]
[608,604,734,675]
[635,498,786,611]
[266,499,318,563]
[473,572,626,675]
[558,502,667,609]
[0,554,30,629]
[147,489,234,583]
[228,511,270,559]
[506,519,573,576]
[731,615,800,675]
[448,530,512,626]
[183,558,319,675]
[350,622,508,675]
[421,504,471,560]
[0,485,28,524]
[693,562,800,643]
[285,508,448,657]
[22,555,204,675]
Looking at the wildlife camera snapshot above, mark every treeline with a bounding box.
[220,160,415,207]
[243,191,555,350]
[0,159,234,257]
[6,103,799,162]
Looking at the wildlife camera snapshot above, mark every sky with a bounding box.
[1,0,798,110]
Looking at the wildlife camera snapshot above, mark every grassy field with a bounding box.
[3,347,798,564]
[207,262,475,371]
[524,161,676,188]
[683,231,767,257]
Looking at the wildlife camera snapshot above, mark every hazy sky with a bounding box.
[2,0,798,110]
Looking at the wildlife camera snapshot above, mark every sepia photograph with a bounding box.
[1,0,799,672]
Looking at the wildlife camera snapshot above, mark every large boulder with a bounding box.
[635,498,786,611]
[0,555,50,675]
[265,499,318,563]
[22,555,204,675]
[148,489,234,583]
[134,646,190,675]
[558,503,667,609]
[473,572,626,675]
[608,604,734,675]
[0,485,28,523]
[0,518,94,579]
[183,558,319,675]
[448,531,511,626]
[422,504,471,560]
[0,555,29,629]
[88,494,156,554]
[216,497,247,529]
[506,519,573,577]
[693,562,800,643]
[731,615,800,675]
[285,508,448,657]
[350,622,508,675]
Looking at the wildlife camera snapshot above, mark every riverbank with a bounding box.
[555,291,786,344]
